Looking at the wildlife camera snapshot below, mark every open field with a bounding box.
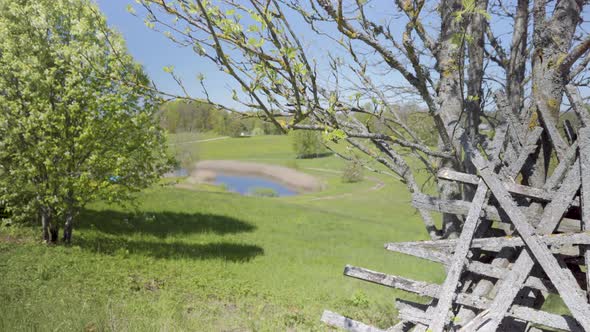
[0,134,443,331]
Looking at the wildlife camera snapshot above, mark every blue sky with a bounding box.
[96,0,235,104]
[95,0,407,109]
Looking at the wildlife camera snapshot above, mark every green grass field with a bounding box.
[0,134,442,331]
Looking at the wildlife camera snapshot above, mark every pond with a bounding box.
[214,173,297,197]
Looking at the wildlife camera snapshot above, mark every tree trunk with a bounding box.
[50,221,59,243]
[507,0,529,120]
[63,212,73,244]
[463,0,488,201]
[527,0,583,187]
[41,209,50,243]
[437,0,466,238]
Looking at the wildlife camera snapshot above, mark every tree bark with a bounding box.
[463,0,488,202]
[63,211,73,244]
[50,221,59,243]
[437,0,466,238]
[507,0,529,121]
[528,0,583,187]
[41,208,50,243]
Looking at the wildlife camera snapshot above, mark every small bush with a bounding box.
[249,187,279,197]
[290,130,327,158]
[174,146,199,173]
[251,127,265,136]
[342,158,364,183]
[345,290,370,308]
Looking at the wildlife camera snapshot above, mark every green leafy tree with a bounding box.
[0,0,172,243]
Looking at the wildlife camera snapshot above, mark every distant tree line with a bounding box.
[157,100,283,136]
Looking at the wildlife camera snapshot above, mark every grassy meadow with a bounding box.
[0,134,443,331]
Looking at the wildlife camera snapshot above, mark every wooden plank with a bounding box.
[506,126,544,178]
[395,299,583,332]
[385,242,450,264]
[509,306,584,332]
[429,127,555,329]
[384,244,560,294]
[565,85,590,127]
[579,126,590,302]
[321,310,385,332]
[344,265,440,298]
[545,141,579,190]
[411,193,581,233]
[395,300,431,326]
[472,152,590,329]
[469,163,583,331]
[485,123,508,166]
[385,232,590,255]
[425,128,523,330]
[427,180,489,332]
[437,168,579,207]
[385,321,414,332]
[348,265,583,330]
[344,264,555,307]
[534,99,569,160]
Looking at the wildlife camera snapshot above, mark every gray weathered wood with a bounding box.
[509,306,584,332]
[565,85,590,127]
[411,193,581,233]
[579,127,590,302]
[471,163,584,331]
[395,300,431,326]
[386,232,590,256]
[437,168,579,207]
[545,141,579,191]
[485,123,508,166]
[534,100,570,160]
[473,152,590,329]
[506,126,544,177]
[321,310,385,332]
[344,265,440,298]
[386,321,414,332]
[347,260,585,330]
[427,180,489,332]
[384,243,573,295]
[345,264,557,309]
[395,299,583,332]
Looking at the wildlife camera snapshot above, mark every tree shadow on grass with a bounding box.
[77,209,256,237]
[76,236,264,262]
[75,209,263,262]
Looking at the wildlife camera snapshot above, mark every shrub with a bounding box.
[175,147,199,174]
[251,127,265,136]
[290,130,327,158]
[342,158,364,183]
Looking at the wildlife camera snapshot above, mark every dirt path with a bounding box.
[170,136,229,145]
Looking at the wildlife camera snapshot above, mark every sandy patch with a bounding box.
[189,160,324,193]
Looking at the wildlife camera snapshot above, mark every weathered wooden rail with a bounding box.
[321,90,590,331]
